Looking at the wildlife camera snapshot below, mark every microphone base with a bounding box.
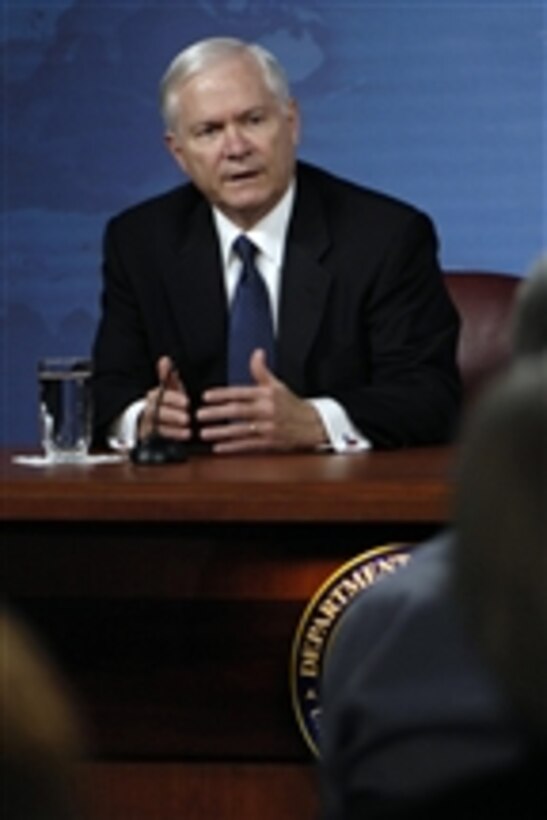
[130,435,188,465]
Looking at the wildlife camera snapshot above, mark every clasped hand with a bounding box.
[138,349,327,453]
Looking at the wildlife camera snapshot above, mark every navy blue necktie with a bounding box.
[228,235,276,385]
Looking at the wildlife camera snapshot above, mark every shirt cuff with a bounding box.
[309,398,372,453]
[107,399,146,451]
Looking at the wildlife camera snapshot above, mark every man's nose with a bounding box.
[223,124,251,157]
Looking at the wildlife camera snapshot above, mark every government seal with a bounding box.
[290,543,412,756]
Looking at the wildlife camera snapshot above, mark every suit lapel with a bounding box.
[277,168,333,392]
[160,200,227,384]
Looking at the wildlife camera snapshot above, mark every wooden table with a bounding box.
[1,447,456,819]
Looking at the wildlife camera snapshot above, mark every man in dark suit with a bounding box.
[92,36,460,453]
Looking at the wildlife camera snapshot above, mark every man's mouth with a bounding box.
[225,169,261,183]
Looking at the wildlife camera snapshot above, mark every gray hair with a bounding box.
[159,37,292,132]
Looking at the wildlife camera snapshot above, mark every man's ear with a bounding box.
[164,131,188,174]
[287,98,301,147]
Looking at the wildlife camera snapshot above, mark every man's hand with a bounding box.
[138,356,191,441]
[196,349,328,453]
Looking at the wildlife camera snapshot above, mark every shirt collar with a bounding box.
[213,179,296,267]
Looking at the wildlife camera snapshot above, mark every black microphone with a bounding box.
[130,362,188,465]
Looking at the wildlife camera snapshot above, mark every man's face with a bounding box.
[165,53,299,229]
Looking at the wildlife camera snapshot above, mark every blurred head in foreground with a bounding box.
[455,352,547,735]
[512,255,547,358]
[0,610,86,819]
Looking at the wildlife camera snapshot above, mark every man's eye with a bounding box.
[246,111,266,125]
[195,124,220,138]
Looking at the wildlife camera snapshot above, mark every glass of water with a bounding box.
[38,357,92,462]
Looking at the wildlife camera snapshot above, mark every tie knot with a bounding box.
[233,234,257,267]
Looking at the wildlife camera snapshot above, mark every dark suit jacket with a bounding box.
[319,533,528,820]
[92,162,461,447]
[346,751,547,820]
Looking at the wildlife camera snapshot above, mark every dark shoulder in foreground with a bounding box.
[351,751,547,820]
[337,530,456,630]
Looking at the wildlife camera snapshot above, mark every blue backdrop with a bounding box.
[2,0,546,446]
